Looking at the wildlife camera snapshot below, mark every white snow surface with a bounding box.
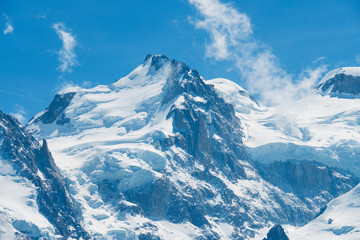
[208,77,360,175]
[0,159,57,240]
[287,183,360,240]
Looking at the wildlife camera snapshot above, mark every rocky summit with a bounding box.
[316,67,360,96]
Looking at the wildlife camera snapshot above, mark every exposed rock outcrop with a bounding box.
[263,225,289,240]
[0,111,89,239]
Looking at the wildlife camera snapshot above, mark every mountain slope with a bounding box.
[288,183,360,240]
[0,111,89,239]
[27,55,334,239]
[208,68,360,177]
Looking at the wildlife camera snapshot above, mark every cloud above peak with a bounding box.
[189,0,252,60]
[10,104,27,125]
[189,0,326,106]
[53,22,78,72]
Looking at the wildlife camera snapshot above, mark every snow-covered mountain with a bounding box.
[22,55,360,239]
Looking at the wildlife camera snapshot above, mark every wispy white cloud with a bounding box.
[53,22,78,72]
[189,0,252,60]
[3,14,14,35]
[189,0,326,105]
[10,104,27,125]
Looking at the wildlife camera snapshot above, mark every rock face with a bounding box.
[257,160,359,211]
[0,111,89,239]
[163,57,247,180]
[316,67,360,96]
[263,225,289,240]
[33,92,75,125]
[318,74,360,95]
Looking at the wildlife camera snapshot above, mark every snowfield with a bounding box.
[208,77,360,176]
[0,172,57,239]
[287,183,360,240]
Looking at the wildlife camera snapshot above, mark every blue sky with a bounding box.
[1,0,360,122]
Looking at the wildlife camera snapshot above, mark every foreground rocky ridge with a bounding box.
[0,111,89,239]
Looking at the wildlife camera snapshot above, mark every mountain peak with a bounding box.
[143,54,178,72]
[28,55,208,137]
[144,54,169,63]
[143,54,191,75]
[317,67,360,96]
[112,54,191,89]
